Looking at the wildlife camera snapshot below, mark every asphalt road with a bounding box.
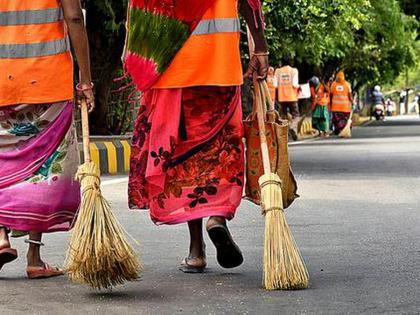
[1,116,419,315]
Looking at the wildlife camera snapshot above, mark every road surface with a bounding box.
[1,116,419,314]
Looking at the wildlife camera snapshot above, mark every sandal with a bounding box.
[27,263,64,279]
[179,258,206,274]
[0,247,18,271]
[207,224,243,269]
[0,226,18,271]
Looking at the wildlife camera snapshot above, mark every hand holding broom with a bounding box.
[253,78,309,290]
[65,100,141,290]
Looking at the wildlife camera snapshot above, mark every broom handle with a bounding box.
[254,79,271,176]
[80,99,91,163]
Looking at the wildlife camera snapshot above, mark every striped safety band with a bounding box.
[192,18,240,36]
[0,8,63,26]
[0,38,70,59]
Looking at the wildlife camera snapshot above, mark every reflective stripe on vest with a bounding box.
[331,82,351,112]
[0,8,63,26]
[0,38,70,58]
[0,0,73,106]
[192,18,240,36]
[154,0,242,89]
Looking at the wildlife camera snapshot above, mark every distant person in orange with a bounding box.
[309,76,330,138]
[266,67,277,103]
[330,71,353,135]
[275,56,300,140]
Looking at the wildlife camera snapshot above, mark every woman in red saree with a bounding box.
[128,0,268,272]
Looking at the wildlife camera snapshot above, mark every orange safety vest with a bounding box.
[331,81,352,113]
[311,84,329,107]
[154,0,242,89]
[0,0,73,107]
[266,74,276,102]
[276,66,299,103]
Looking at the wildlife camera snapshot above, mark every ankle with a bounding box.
[27,248,43,267]
[207,216,226,229]
[189,241,206,258]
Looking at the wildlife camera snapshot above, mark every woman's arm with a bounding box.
[61,0,94,111]
[240,0,269,79]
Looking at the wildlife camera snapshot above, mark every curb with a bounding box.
[79,139,131,175]
[298,117,317,140]
[81,118,317,176]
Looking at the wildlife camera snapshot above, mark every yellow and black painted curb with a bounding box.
[80,140,131,175]
[299,117,315,137]
[79,120,316,176]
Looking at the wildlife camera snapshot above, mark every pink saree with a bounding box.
[128,86,244,225]
[0,102,80,232]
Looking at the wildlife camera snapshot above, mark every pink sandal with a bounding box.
[0,247,18,271]
[27,263,64,279]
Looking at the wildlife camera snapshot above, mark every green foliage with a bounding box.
[262,0,370,67]
[86,0,418,134]
[261,0,418,89]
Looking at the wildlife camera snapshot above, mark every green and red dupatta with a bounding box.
[125,0,216,92]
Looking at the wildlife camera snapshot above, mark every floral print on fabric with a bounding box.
[129,86,244,225]
[0,102,80,233]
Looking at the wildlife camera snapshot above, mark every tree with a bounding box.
[84,0,418,134]
[343,0,418,90]
[82,0,128,134]
[259,0,418,93]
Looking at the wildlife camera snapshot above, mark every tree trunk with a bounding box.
[84,0,128,135]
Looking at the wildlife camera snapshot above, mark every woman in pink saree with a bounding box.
[0,0,93,278]
[128,0,268,272]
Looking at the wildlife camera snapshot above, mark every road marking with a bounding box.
[102,177,128,186]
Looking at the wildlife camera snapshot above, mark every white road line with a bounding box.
[102,177,128,186]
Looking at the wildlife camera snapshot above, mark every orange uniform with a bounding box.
[0,0,73,107]
[275,66,299,103]
[154,0,242,88]
[330,81,352,113]
[310,84,329,109]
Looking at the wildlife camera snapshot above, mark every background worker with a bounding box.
[330,71,353,135]
[275,56,300,140]
[309,76,330,138]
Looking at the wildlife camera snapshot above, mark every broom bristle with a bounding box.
[65,162,142,290]
[259,173,309,290]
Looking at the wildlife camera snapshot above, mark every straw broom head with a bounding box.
[258,149,309,290]
[65,161,142,290]
[259,173,309,290]
[338,116,352,138]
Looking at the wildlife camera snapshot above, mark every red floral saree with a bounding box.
[128,86,244,225]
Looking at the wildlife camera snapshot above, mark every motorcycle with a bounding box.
[373,104,385,121]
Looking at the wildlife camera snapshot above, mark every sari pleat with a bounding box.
[129,86,244,225]
[0,102,80,233]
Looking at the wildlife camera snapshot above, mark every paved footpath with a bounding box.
[1,116,419,315]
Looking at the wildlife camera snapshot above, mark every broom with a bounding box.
[254,79,309,290]
[338,112,353,138]
[65,100,141,290]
